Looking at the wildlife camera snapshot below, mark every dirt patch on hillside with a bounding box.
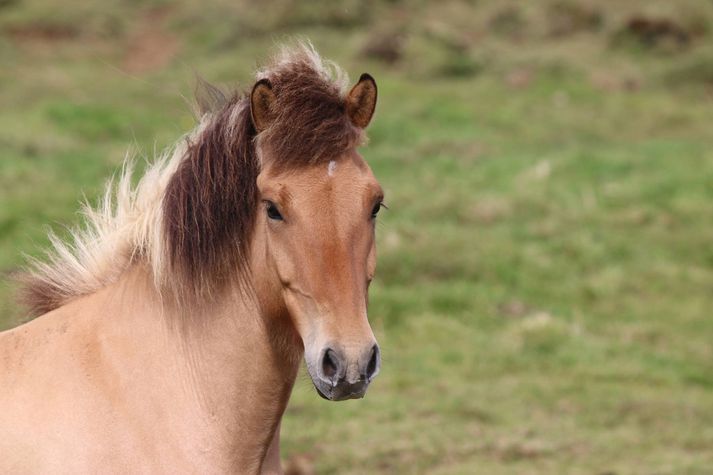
[4,23,79,42]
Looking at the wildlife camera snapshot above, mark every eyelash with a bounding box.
[371,201,386,219]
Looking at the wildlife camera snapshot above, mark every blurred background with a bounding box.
[1,0,712,473]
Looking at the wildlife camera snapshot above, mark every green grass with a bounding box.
[2,1,713,473]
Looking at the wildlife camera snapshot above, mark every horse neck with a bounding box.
[87,240,301,469]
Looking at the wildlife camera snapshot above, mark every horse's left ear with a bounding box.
[346,73,377,129]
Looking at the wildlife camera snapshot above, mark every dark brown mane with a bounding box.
[161,48,364,303]
[162,95,258,301]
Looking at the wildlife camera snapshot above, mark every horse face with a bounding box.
[256,152,382,400]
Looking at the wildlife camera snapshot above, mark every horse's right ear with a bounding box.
[250,79,275,132]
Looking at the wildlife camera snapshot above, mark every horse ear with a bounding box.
[194,76,227,116]
[346,73,377,129]
[250,78,275,132]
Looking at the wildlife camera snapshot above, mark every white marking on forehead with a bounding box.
[327,160,337,177]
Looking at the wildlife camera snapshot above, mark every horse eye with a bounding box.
[266,202,283,221]
[371,202,382,219]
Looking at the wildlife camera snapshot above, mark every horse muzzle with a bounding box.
[309,343,380,401]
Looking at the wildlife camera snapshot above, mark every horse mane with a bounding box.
[19,41,366,317]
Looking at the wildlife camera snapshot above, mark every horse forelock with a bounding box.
[256,41,365,168]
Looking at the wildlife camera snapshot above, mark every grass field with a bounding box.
[2,1,713,473]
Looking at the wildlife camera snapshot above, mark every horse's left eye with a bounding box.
[371,202,382,219]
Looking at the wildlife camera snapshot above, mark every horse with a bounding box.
[0,43,383,474]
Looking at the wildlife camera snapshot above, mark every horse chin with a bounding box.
[312,379,368,401]
[314,385,331,400]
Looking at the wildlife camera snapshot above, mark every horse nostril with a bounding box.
[366,344,379,380]
[322,348,339,380]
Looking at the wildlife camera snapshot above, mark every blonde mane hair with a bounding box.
[20,42,363,316]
